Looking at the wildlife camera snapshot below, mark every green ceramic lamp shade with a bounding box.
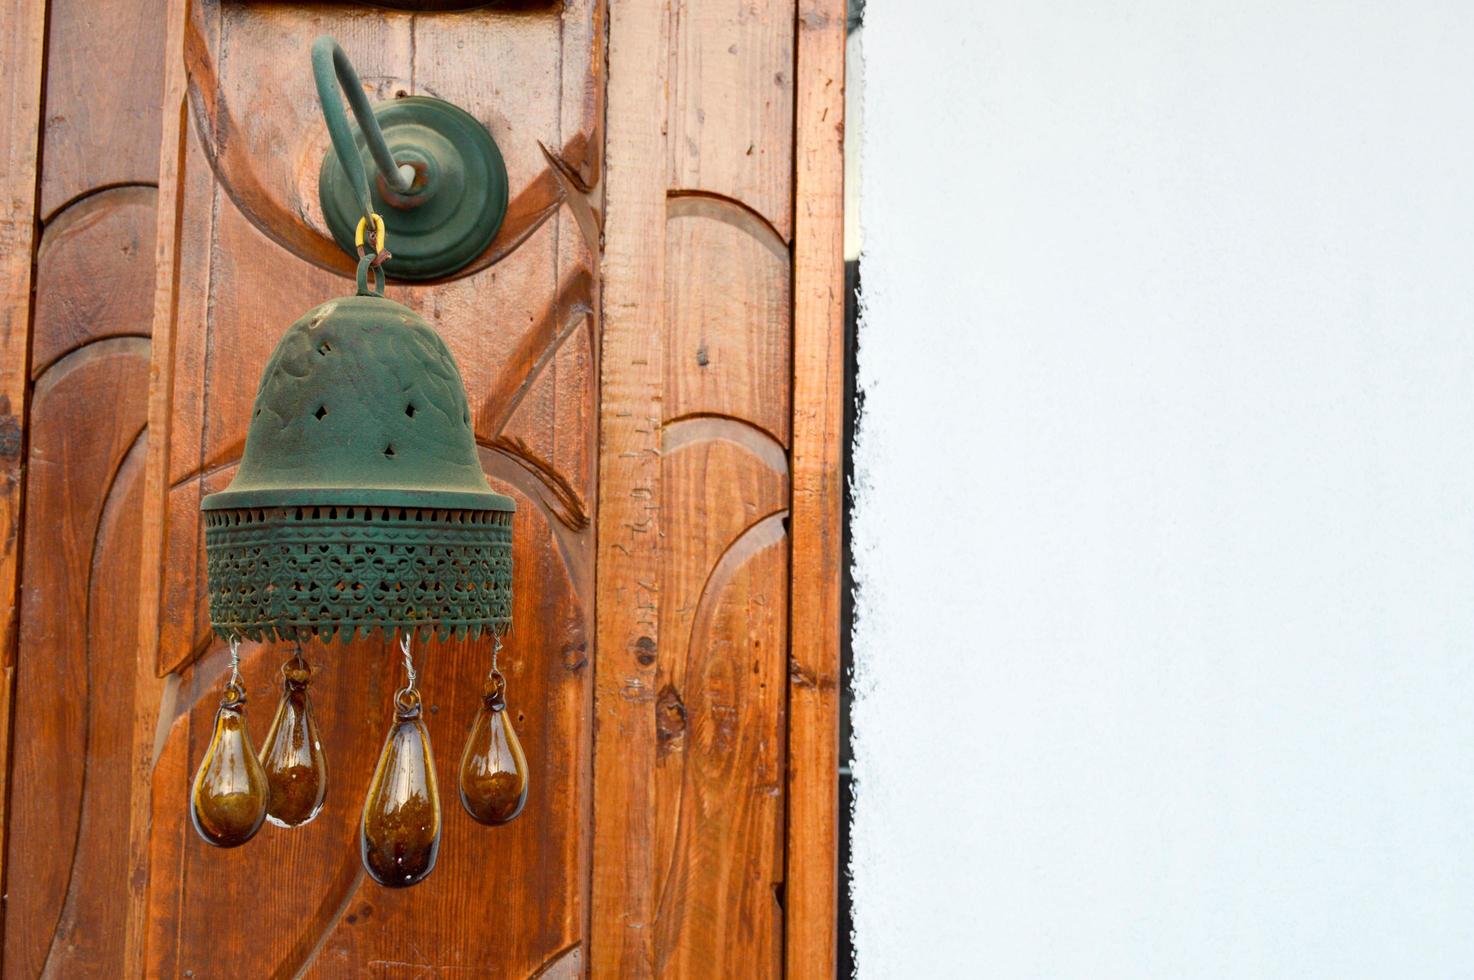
[201,293,514,642]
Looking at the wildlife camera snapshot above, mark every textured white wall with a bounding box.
[851,3,1474,976]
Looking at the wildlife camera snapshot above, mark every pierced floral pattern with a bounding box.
[204,505,512,642]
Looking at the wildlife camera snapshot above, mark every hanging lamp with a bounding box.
[188,36,529,889]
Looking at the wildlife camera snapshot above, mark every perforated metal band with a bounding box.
[204,504,512,642]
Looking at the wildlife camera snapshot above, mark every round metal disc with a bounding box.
[319,95,508,281]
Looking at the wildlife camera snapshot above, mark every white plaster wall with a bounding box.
[851,3,1474,976]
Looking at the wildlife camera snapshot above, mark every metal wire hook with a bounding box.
[399,631,418,694]
[227,634,243,689]
[311,36,415,222]
[221,634,245,707]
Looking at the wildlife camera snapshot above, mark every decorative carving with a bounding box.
[204,507,513,641]
[182,2,590,283]
[141,1,606,974]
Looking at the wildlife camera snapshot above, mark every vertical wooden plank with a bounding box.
[593,0,669,972]
[0,0,167,971]
[3,328,150,978]
[667,0,795,237]
[129,0,190,973]
[787,2,847,974]
[0,0,47,941]
[596,0,797,974]
[37,0,165,218]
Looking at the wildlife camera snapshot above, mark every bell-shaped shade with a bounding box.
[201,294,514,642]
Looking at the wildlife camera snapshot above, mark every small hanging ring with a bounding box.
[485,668,507,709]
[354,213,388,255]
[282,641,312,686]
[394,687,422,714]
[356,253,386,297]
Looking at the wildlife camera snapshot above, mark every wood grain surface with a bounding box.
[138,3,602,976]
[0,0,46,943]
[787,1,848,973]
[1,0,845,974]
[38,0,167,219]
[595,0,817,973]
[0,0,161,975]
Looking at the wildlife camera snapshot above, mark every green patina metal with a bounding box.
[203,282,514,642]
[313,36,508,281]
[202,40,516,642]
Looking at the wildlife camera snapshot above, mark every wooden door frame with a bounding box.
[787,2,847,974]
[0,0,46,941]
[597,0,846,974]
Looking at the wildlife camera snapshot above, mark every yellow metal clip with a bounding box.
[354,213,388,254]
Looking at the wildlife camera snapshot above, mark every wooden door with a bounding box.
[0,0,843,976]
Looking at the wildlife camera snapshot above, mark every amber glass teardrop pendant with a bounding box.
[458,670,528,826]
[190,682,269,848]
[259,648,327,827]
[361,688,441,887]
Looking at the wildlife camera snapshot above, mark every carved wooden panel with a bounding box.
[0,0,163,970]
[3,190,154,978]
[38,0,166,219]
[594,0,802,973]
[139,2,601,975]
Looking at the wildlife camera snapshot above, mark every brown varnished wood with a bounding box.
[593,0,669,970]
[0,0,47,946]
[126,2,188,954]
[787,1,847,974]
[4,181,157,980]
[668,0,796,240]
[0,0,167,974]
[153,79,223,678]
[595,0,797,974]
[3,336,150,977]
[38,0,166,219]
[0,0,846,974]
[0,0,854,973]
[30,186,159,379]
[665,195,791,445]
[139,2,602,975]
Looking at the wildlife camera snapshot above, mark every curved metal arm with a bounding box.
[311,35,414,223]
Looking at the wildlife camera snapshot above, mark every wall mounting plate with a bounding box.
[319,95,508,282]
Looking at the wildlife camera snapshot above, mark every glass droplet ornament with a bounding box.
[459,667,528,826]
[361,693,441,887]
[190,643,269,848]
[362,638,441,887]
[259,646,327,827]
